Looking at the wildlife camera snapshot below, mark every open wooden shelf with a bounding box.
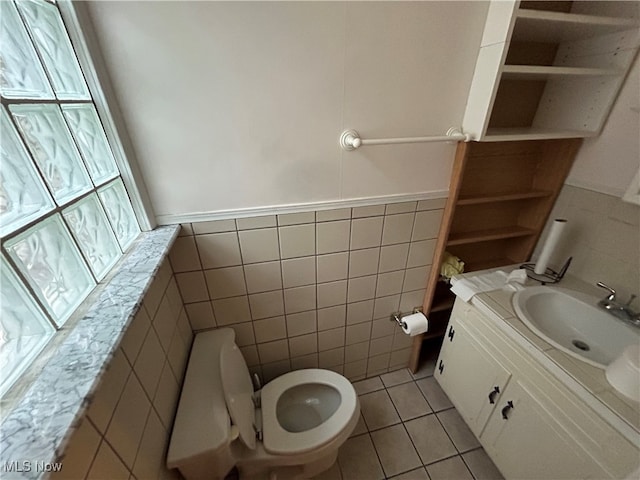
[446,138,580,271]
[462,0,638,141]
[430,297,456,314]
[410,138,582,372]
[422,328,449,341]
[483,127,596,141]
[513,8,639,43]
[464,257,519,273]
[501,65,623,79]
[448,226,537,246]
[457,190,553,205]
[430,281,456,313]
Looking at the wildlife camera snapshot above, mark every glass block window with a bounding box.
[10,104,93,205]
[0,108,55,237]
[0,1,53,99]
[98,179,140,250]
[63,194,120,281]
[15,0,90,100]
[4,215,96,325]
[62,104,119,185]
[0,257,55,397]
[0,0,141,396]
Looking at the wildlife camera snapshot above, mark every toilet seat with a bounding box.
[260,369,358,455]
[220,340,256,450]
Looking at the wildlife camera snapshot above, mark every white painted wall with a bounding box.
[84,1,489,221]
[566,54,640,197]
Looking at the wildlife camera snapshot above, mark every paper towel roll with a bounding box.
[401,312,429,336]
[534,219,567,275]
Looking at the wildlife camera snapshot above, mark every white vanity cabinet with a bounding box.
[436,298,639,479]
[436,317,511,437]
[463,0,639,141]
[480,378,610,479]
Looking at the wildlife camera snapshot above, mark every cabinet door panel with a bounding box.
[481,380,610,480]
[436,320,511,437]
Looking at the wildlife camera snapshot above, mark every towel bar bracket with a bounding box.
[340,129,361,151]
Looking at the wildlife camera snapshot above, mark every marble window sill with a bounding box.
[0,225,179,478]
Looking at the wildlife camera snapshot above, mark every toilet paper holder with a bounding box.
[390,308,423,328]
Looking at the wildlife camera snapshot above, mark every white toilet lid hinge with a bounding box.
[254,408,263,441]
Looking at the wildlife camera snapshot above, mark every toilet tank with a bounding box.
[166,328,237,480]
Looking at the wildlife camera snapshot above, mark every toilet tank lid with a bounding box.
[166,329,234,469]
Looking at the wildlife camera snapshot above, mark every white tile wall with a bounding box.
[317,280,348,308]
[205,266,246,299]
[214,296,253,324]
[284,285,316,314]
[50,418,101,480]
[536,185,640,301]
[279,224,316,259]
[254,316,287,343]
[195,232,242,268]
[351,217,384,250]
[48,198,445,479]
[286,310,316,337]
[317,252,349,283]
[238,228,280,263]
[248,291,284,320]
[317,220,351,254]
[172,200,443,382]
[55,259,190,480]
[244,261,282,294]
[281,256,316,288]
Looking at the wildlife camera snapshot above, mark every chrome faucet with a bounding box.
[596,282,640,327]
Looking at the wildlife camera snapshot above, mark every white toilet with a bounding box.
[167,328,360,480]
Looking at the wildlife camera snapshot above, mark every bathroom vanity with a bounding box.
[436,273,639,479]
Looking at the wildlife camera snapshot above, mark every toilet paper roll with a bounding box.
[534,219,567,275]
[401,312,429,337]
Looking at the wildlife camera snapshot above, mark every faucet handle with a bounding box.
[596,282,616,301]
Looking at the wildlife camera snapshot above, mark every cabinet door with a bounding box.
[481,380,611,480]
[435,319,511,437]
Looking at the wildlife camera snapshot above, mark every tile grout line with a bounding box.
[364,376,424,479]
[383,385,426,480]
[458,446,487,480]
[354,372,482,479]
[396,376,477,478]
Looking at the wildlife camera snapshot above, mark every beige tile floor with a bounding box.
[313,359,505,480]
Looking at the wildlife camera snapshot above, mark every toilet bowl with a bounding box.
[261,369,358,455]
[167,328,359,480]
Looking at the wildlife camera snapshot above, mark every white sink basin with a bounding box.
[512,286,640,369]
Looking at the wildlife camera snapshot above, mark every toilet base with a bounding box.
[238,451,338,480]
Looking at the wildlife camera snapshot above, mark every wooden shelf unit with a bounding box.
[463,0,639,141]
[409,137,582,371]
